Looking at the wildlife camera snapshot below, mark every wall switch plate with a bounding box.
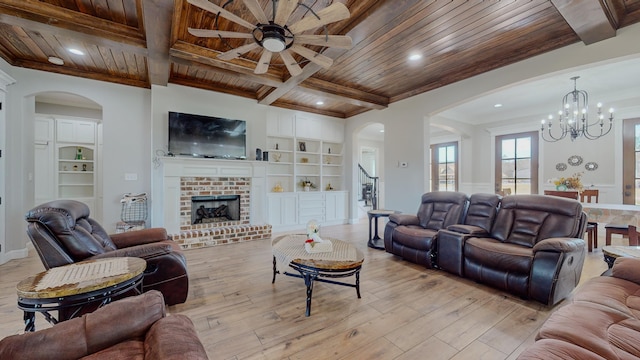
[124,173,138,181]
[400,162,408,168]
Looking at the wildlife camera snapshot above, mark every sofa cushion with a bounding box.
[518,338,608,360]
[535,301,640,359]
[416,192,468,230]
[491,195,583,248]
[393,225,438,251]
[464,237,533,274]
[81,340,145,360]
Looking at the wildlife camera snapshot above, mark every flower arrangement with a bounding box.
[306,220,320,243]
[304,219,332,253]
[300,178,316,190]
[551,172,584,192]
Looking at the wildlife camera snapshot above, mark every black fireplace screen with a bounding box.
[191,195,240,224]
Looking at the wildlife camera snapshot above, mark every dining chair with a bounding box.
[580,189,599,203]
[629,225,638,246]
[580,189,599,252]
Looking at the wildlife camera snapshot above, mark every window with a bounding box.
[495,131,538,194]
[431,142,458,191]
[623,118,640,204]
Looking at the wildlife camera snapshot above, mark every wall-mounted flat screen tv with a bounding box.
[168,111,247,159]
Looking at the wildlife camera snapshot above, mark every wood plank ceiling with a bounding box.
[0,0,639,118]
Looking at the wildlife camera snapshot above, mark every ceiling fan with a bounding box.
[186,0,353,77]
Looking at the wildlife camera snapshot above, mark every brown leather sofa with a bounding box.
[0,290,208,360]
[437,194,587,306]
[384,191,469,268]
[518,257,640,359]
[25,200,189,306]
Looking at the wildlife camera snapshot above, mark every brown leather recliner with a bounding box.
[25,200,189,306]
[440,195,587,306]
[383,191,469,268]
[0,290,208,360]
[437,193,502,276]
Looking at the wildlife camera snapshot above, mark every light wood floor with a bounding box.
[0,219,616,359]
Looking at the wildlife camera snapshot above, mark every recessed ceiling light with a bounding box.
[408,53,422,61]
[68,48,85,56]
[47,56,64,65]
[316,101,324,105]
[379,129,385,133]
[494,103,503,108]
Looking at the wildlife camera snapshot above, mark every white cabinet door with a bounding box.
[267,113,295,137]
[268,193,298,226]
[56,119,96,144]
[295,116,322,140]
[322,119,344,143]
[56,119,76,143]
[75,121,96,143]
[325,191,348,221]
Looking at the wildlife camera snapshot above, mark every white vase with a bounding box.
[304,185,310,192]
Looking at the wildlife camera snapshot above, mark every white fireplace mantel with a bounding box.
[160,156,267,234]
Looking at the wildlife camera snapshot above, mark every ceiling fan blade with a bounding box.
[295,34,352,49]
[188,28,254,39]
[242,0,269,24]
[289,3,350,34]
[217,42,260,61]
[254,50,273,74]
[187,0,255,30]
[279,49,303,77]
[274,0,298,26]
[289,45,333,69]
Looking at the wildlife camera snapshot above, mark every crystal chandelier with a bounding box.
[540,76,614,142]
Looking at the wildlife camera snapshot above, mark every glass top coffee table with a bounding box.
[272,234,364,316]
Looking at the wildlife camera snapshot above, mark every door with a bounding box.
[34,117,55,205]
[430,142,458,191]
[622,118,640,204]
[495,131,539,194]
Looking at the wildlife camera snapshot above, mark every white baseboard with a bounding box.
[0,247,29,265]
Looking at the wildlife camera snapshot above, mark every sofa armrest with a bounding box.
[90,242,175,261]
[446,224,488,236]
[144,315,208,359]
[0,291,165,360]
[110,228,169,248]
[532,238,585,253]
[389,213,420,226]
[611,257,640,284]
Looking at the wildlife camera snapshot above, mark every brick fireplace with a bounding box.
[160,158,271,249]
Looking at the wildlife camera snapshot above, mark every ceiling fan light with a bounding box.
[263,36,286,52]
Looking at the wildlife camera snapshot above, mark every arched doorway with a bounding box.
[32,92,103,219]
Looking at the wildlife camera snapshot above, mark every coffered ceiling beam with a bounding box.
[142,0,173,86]
[0,0,146,48]
[0,13,148,56]
[300,78,388,110]
[551,0,617,44]
[16,58,149,88]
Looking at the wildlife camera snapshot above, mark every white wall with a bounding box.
[0,62,151,254]
[148,84,345,227]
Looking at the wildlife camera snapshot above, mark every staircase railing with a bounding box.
[358,163,379,210]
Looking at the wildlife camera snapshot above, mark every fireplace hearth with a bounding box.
[191,195,240,224]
